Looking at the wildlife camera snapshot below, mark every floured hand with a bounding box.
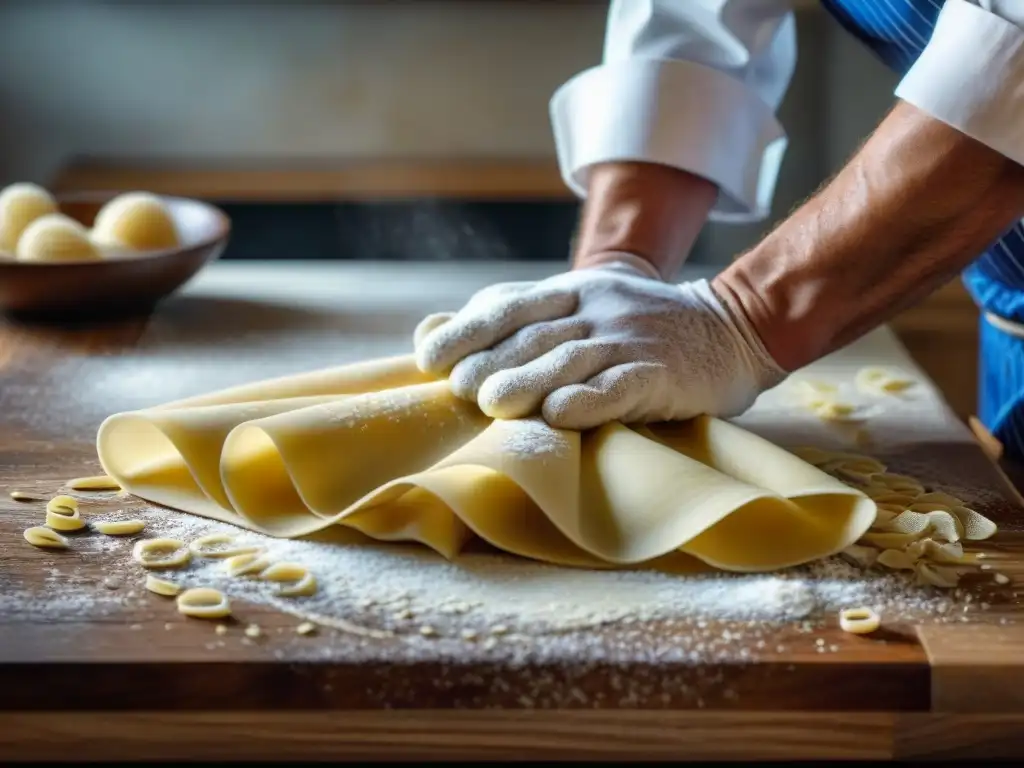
[414,255,785,430]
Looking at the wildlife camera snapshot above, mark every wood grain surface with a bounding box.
[1,262,1022,760]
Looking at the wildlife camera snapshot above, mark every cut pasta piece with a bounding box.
[922,511,962,543]
[871,508,899,527]
[840,544,880,568]
[855,368,889,392]
[878,511,930,536]
[915,562,965,588]
[905,538,966,565]
[93,519,145,536]
[880,378,914,393]
[223,551,272,577]
[176,587,231,619]
[839,607,880,634]
[811,401,862,422]
[860,531,927,550]
[839,457,888,475]
[260,562,318,597]
[877,548,919,570]
[132,538,191,569]
[788,446,836,466]
[145,574,182,597]
[23,526,69,549]
[9,491,41,502]
[907,501,953,514]
[855,367,915,396]
[867,491,916,505]
[47,495,79,513]
[834,470,875,488]
[66,475,121,491]
[916,491,964,507]
[872,473,925,495]
[188,533,263,558]
[950,506,998,541]
[45,495,86,532]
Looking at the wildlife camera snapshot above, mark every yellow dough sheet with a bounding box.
[96,354,876,572]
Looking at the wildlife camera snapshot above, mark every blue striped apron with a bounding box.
[821,0,1024,457]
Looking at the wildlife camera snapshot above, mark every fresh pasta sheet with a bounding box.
[97,354,876,571]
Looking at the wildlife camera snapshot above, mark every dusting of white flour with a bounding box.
[10,496,1001,668]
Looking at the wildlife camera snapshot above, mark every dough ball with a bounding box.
[91,192,180,251]
[0,182,59,252]
[16,214,102,263]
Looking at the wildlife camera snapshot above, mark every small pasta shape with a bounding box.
[46,495,78,513]
[223,551,272,577]
[916,491,964,507]
[145,574,182,597]
[132,538,191,569]
[860,531,927,550]
[23,526,69,549]
[188,533,263,559]
[878,510,930,536]
[916,562,965,588]
[872,508,899,527]
[789,446,836,466]
[9,490,42,502]
[45,495,86,532]
[811,400,862,422]
[876,548,919,571]
[873,473,925,495]
[93,519,146,536]
[855,367,915,396]
[922,510,962,543]
[66,475,121,491]
[950,505,998,541]
[839,607,880,634]
[260,562,318,597]
[176,588,231,619]
[840,544,879,568]
[905,538,966,565]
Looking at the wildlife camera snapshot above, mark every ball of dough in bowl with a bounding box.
[0,182,58,253]
[91,192,180,251]
[16,214,102,263]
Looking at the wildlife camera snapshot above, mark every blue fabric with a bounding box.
[978,317,1024,452]
[820,0,1024,457]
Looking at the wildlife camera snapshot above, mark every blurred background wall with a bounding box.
[0,0,899,264]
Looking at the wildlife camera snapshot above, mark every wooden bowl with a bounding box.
[0,193,230,322]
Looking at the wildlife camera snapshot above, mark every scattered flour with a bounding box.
[10,499,997,667]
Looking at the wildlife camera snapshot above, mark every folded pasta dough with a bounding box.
[96,354,876,571]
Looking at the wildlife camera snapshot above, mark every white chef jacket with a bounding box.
[550,0,1024,223]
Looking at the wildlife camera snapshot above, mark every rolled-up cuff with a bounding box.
[895,0,1024,167]
[550,58,788,224]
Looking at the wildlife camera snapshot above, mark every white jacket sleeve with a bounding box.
[550,0,797,223]
[896,0,1024,168]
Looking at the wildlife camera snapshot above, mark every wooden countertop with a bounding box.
[0,261,1022,761]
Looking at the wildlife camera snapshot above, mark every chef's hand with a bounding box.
[413,253,785,430]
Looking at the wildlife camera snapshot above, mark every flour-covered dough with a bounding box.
[97,354,876,571]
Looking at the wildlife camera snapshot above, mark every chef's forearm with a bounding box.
[714,101,1024,372]
[572,161,718,279]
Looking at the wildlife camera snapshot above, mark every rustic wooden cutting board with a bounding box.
[0,262,1022,761]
